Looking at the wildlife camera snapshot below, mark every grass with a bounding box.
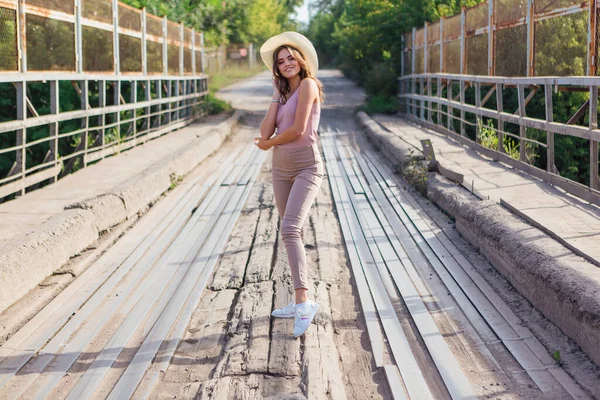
[208,64,266,94]
[363,95,399,115]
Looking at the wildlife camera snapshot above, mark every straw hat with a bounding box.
[260,31,319,74]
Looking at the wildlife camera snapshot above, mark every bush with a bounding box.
[364,95,399,115]
[199,94,231,115]
[364,61,398,98]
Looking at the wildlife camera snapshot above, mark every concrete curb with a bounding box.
[357,111,600,367]
[0,111,242,315]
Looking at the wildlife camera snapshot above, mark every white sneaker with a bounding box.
[293,300,320,338]
[271,300,295,318]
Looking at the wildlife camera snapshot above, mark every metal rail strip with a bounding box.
[21,150,246,398]
[63,147,262,399]
[361,150,591,399]
[320,132,385,368]
[337,140,477,400]
[0,149,239,396]
[112,148,266,399]
[322,131,433,400]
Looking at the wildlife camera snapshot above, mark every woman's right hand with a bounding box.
[272,80,279,100]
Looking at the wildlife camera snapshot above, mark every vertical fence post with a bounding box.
[179,23,184,77]
[131,79,137,141]
[15,81,25,194]
[439,17,444,126]
[99,80,106,157]
[17,0,26,72]
[200,32,205,75]
[526,0,534,76]
[424,22,429,122]
[496,83,504,153]
[460,7,465,75]
[517,84,526,162]
[75,0,83,74]
[145,79,151,141]
[440,17,444,73]
[401,35,405,77]
[163,16,168,75]
[191,28,196,76]
[475,82,481,141]
[411,27,416,117]
[590,86,599,189]
[447,80,453,132]
[142,8,147,75]
[50,81,59,183]
[589,0,597,76]
[545,84,554,173]
[488,0,494,76]
[81,80,89,167]
[588,0,598,190]
[113,0,120,74]
[423,22,428,74]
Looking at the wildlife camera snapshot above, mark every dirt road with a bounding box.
[0,70,597,399]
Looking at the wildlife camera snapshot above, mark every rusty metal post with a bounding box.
[590,86,599,189]
[475,81,482,141]
[460,80,466,136]
[526,0,534,76]
[496,83,505,153]
[191,28,196,76]
[113,0,120,74]
[75,0,83,73]
[14,81,25,194]
[447,80,453,132]
[17,0,26,72]
[488,0,494,76]
[589,0,598,76]
[460,7,466,74]
[81,80,89,167]
[545,84,554,173]
[179,23,184,76]
[200,32,205,75]
[424,22,428,74]
[439,17,444,126]
[142,8,148,75]
[518,84,527,162]
[401,35,405,76]
[410,28,417,118]
[440,17,444,73]
[50,81,59,183]
[99,80,106,155]
[163,16,168,75]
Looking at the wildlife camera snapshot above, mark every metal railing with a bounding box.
[0,0,209,200]
[399,0,600,207]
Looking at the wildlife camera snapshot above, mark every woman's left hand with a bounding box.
[254,137,273,151]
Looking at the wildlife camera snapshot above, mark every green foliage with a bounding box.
[477,119,520,160]
[121,0,297,47]
[364,95,398,115]
[200,94,231,115]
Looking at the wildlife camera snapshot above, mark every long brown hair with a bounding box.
[272,45,325,105]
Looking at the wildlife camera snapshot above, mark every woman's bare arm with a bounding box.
[259,82,281,139]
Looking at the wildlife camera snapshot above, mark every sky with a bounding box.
[295,0,311,24]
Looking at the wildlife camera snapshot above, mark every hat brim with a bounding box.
[260,32,319,75]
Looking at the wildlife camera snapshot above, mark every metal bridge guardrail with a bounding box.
[399,0,600,207]
[0,0,209,200]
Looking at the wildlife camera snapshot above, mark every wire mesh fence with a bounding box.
[405,0,594,77]
[0,0,205,75]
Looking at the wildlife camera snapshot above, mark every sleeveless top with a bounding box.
[275,87,321,149]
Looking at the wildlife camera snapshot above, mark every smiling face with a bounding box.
[276,48,301,80]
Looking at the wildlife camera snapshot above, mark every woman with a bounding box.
[254,32,325,338]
